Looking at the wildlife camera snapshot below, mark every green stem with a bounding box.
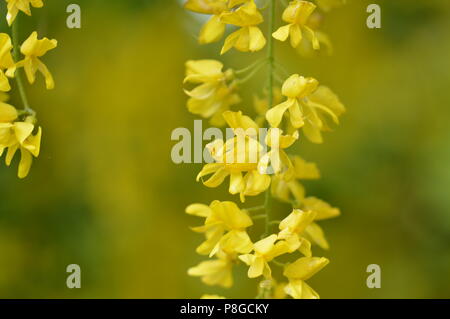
[235,58,268,75]
[252,214,267,220]
[264,0,276,236]
[12,17,35,117]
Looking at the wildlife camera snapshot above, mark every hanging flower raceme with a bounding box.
[266,74,345,143]
[5,0,43,26]
[0,33,16,92]
[0,102,41,178]
[15,31,57,90]
[220,1,266,54]
[184,59,240,125]
[182,0,347,299]
[272,0,320,49]
[186,200,254,256]
[283,256,329,299]
[197,111,271,202]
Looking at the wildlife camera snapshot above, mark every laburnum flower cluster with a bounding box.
[183,0,345,299]
[0,0,57,178]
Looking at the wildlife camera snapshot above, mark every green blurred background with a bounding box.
[0,0,449,298]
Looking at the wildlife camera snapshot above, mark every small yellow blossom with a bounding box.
[294,196,340,250]
[184,60,240,125]
[220,1,266,54]
[283,256,329,299]
[271,155,319,203]
[0,33,16,92]
[184,0,229,44]
[5,0,44,26]
[186,200,253,256]
[0,103,42,179]
[239,234,290,279]
[278,209,316,256]
[188,251,234,288]
[197,111,271,202]
[266,74,345,143]
[15,31,57,90]
[272,0,319,49]
[258,128,298,177]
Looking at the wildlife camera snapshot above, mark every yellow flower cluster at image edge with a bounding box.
[183,0,346,299]
[187,200,339,298]
[0,0,57,178]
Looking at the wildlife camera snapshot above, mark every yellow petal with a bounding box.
[248,26,266,52]
[221,28,242,55]
[289,24,303,48]
[283,256,329,281]
[21,126,42,157]
[248,256,264,278]
[220,1,263,27]
[185,203,212,217]
[222,110,259,136]
[303,197,340,220]
[266,99,295,128]
[5,143,18,166]
[254,234,277,255]
[199,15,226,44]
[272,24,291,42]
[18,147,33,178]
[292,156,320,179]
[305,223,329,250]
[0,102,18,122]
[13,122,34,144]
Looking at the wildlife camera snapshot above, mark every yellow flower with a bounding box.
[239,234,290,279]
[0,104,42,179]
[271,155,319,203]
[184,60,240,125]
[293,11,334,57]
[197,111,271,202]
[296,197,340,250]
[15,31,57,90]
[186,200,253,256]
[188,251,234,288]
[0,33,16,92]
[265,74,345,143]
[220,1,266,54]
[5,0,43,26]
[184,0,229,44]
[258,128,298,177]
[283,256,329,299]
[272,0,319,49]
[278,209,316,256]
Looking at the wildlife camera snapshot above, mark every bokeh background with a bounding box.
[0,0,449,298]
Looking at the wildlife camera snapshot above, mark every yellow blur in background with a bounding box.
[0,0,449,298]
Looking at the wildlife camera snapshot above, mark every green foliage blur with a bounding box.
[0,0,449,298]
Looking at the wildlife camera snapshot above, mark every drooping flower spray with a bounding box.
[183,0,345,299]
[0,0,57,178]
